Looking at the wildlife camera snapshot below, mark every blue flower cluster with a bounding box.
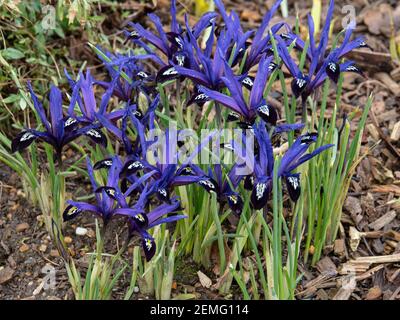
[12,0,368,261]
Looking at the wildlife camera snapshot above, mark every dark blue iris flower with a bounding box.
[127,0,217,84]
[62,157,152,225]
[92,47,157,101]
[63,158,184,261]
[190,163,244,215]
[230,122,333,209]
[277,0,369,100]
[199,55,279,125]
[12,83,107,160]
[126,185,186,261]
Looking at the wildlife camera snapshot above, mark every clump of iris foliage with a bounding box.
[3,0,372,300]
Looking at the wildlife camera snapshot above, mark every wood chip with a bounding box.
[371,185,400,195]
[15,222,29,233]
[365,286,382,300]
[333,286,354,300]
[334,239,346,257]
[197,270,212,288]
[355,264,385,281]
[19,244,30,253]
[368,211,397,231]
[374,73,400,96]
[0,266,14,284]
[351,253,400,265]
[316,257,338,276]
[390,121,400,142]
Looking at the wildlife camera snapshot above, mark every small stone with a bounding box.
[365,286,382,300]
[39,244,47,252]
[334,239,346,257]
[75,227,88,236]
[64,236,73,244]
[50,250,60,257]
[87,228,95,238]
[16,222,29,233]
[19,244,30,253]
[133,286,140,293]
[0,266,15,284]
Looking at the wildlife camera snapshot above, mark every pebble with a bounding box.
[50,250,60,257]
[133,286,140,293]
[16,222,29,233]
[75,227,88,236]
[39,244,47,252]
[64,236,73,244]
[19,244,30,253]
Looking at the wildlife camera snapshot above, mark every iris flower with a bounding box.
[126,185,186,261]
[92,48,156,101]
[12,83,106,160]
[277,0,368,100]
[190,163,244,215]
[128,0,217,84]
[62,157,153,225]
[199,55,279,125]
[63,158,183,261]
[230,122,333,209]
[66,69,124,124]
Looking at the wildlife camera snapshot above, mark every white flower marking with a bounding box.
[229,195,238,204]
[137,71,148,78]
[163,67,178,76]
[20,132,35,142]
[328,63,337,72]
[103,160,113,166]
[175,55,185,66]
[287,177,299,190]
[257,104,270,116]
[175,37,183,48]
[128,161,143,170]
[256,183,266,200]
[195,93,208,100]
[87,129,101,138]
[64,117,77,127]
[199,180,215,190]
[296,78,306,88]
[158,188,167,197]
[242,77,254,87]
[145,238,152,250]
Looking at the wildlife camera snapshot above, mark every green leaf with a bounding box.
[1,48,25,60]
